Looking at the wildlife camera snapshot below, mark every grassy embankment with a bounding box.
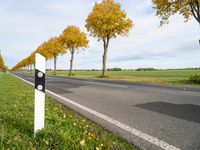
[47,70,200,88]
[0,72,137,150]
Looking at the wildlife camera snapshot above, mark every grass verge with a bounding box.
[46,70,200,88]
[0,72,137,150]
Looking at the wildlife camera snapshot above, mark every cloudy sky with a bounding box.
[0,0,199,69]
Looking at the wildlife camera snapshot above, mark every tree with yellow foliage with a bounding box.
[0,54,4,68]
[59,26,89,76]
[29,52,36,72]
[35,42,49,59]
[152,0,200,26]
[0,53,7,72]
[85,0,133,77]
[46,37,66,75]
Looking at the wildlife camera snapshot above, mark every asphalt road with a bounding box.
[13,73,200,150]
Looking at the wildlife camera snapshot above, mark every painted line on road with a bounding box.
[84,81,128,88]
[12,74,180,150]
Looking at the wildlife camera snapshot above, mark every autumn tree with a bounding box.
[85,0,133,77]
[45,37,66,75]
[59,26,89,76]
[0,53,7,72]
[0,54,4,69]
[29,53,36,72]
[36,42,49,59]
[152,0,200,26]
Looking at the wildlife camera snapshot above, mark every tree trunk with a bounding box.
[30,64,32,73]
[69,50,74,76]
[54,54,57,75]
[102,46,108,77]
[102,37,110,78]
[190,2,200,44]
[190,2,200,24]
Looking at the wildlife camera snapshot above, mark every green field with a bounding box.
[0,72,137,150]
[46,70,200,87]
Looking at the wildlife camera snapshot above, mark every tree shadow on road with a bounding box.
[135,102,200,124]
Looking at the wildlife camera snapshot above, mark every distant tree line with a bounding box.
[167,68,200,70]
[107,68,122,71]
[46,67,200,72]
[135,68,158,71]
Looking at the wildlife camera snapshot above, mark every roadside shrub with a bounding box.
[190,74,200,84]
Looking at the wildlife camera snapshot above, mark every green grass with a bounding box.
[46,70,200,88]
[0,72,137,150]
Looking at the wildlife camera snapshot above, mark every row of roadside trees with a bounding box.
[12,0,199,76]
[11,26,89,76]
[11,0,133,77]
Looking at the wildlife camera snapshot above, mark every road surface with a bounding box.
[13,73,200,150]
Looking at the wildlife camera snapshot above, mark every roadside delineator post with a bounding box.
[34,53,45,136]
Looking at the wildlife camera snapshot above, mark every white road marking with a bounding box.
[12,74,181,150]
[84,81,128,88]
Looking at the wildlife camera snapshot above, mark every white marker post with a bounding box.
[34,53,46,136]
